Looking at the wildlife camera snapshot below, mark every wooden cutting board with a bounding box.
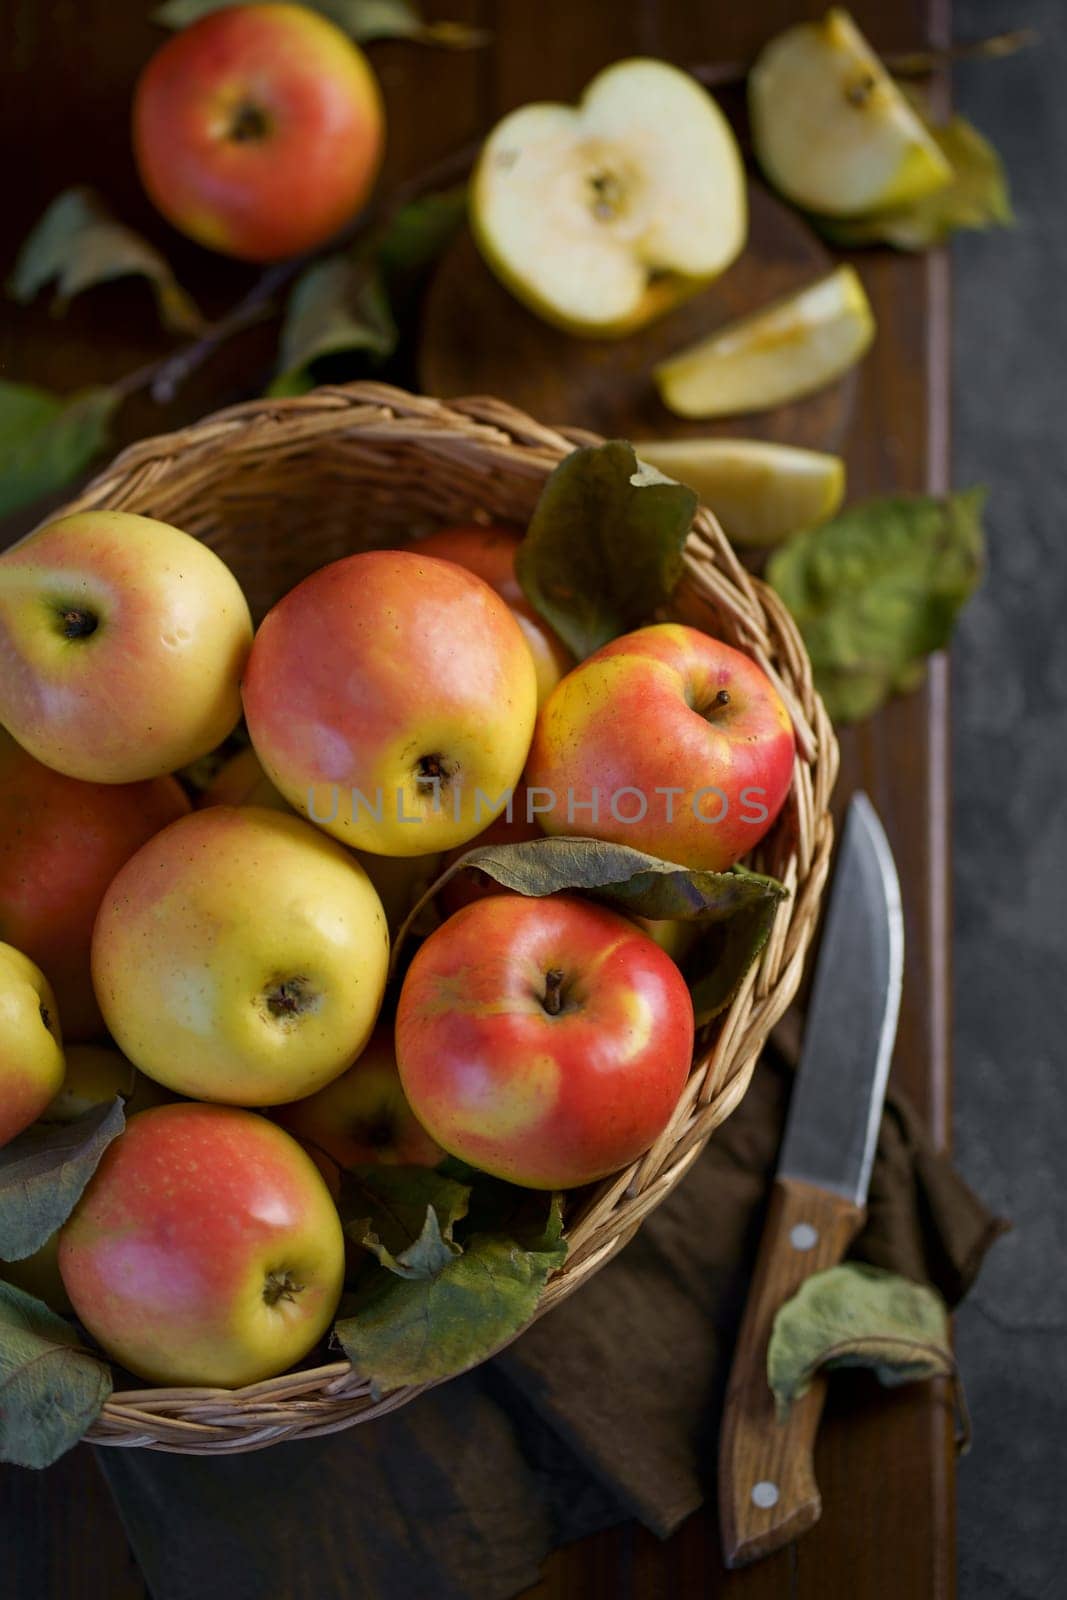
[418,184,857,453]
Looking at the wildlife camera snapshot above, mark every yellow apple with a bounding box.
[749,9,953,217]
[471,57,746,336]
[92,806,390,1106]
[40,1043,170,1122]
[275,1024,443,1169]
[352,850,444,935]
[0,942,65,1148]
[201,744,291,811]
[0,510,253,783]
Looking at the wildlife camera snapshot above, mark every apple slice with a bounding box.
[471,58,746,337]
[654,265,875,420]
[633,439,845,547]
[749,9,953,217]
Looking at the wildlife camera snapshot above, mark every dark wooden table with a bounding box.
[0,2,955,1595]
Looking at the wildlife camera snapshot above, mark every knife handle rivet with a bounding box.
[790,1222,819,1251]
[751,1481,780,1509]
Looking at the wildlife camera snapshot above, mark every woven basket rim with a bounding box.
[43,382,838,1453]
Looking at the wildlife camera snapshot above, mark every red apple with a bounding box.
[395,894,695,1188]
[526,623,795,871]
[2,1043,170,1314]
[416,526,574,706]
[0,729,190,1041]
[242,550,538,856]
[58,1103,345,1387]
[133,2,384,262]
[275,1024,442,1169]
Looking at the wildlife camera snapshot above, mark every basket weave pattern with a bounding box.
[48,383,838,1454]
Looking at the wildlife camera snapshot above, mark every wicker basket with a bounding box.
[47,381,837,1454]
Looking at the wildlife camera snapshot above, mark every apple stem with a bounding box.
[110,139,480,410]
[265,977,315,1019]
[542,969,566,1016]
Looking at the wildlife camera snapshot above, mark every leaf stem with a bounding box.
[107,140,478,411]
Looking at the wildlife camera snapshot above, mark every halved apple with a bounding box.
[633,439,845,547]
[470,58,746,337]
[749,9,953,217]
[654,265,875,420]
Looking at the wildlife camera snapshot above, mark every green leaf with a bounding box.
[815,114,1012,251]
[154,0,487,47]
[363,1204,463,1279]
[269,189,466,396]
[9,187,204,334]
[0,1100,125,1262]
[375,186,468,279]
[767,489,985,724]
[0,381,119,520]
[269,255,397,397]
[334,1226,567,1395]
[767,1263,953,1422]
[685,865,788,1023]
[339,1163,470,1260]
[516,442,698,660]
[427,836,786,923]
[0,1281,112,1467]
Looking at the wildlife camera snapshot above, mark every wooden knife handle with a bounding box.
[719,1178,866,1568]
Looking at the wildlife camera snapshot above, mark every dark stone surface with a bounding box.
[953,3,1067,1595]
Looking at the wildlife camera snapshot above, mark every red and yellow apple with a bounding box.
[2,1043,169,1314]
[275,1023,442,1170]
[526,623,795,871]
[416,526,574,707]
[92,806,390,1106]
[0,511,252,783]
[133,2,384,262]
[395,893,695,1188]
[0,729,190,1041]
[58,1103,345,1387]
[242,550,538,857]
[0,942,65,1148]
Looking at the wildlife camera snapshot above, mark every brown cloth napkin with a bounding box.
[97,1051,1006,1600]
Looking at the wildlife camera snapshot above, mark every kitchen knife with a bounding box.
[718,791,904,1568]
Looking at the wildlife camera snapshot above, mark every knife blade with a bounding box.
[718,792,904,1569]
